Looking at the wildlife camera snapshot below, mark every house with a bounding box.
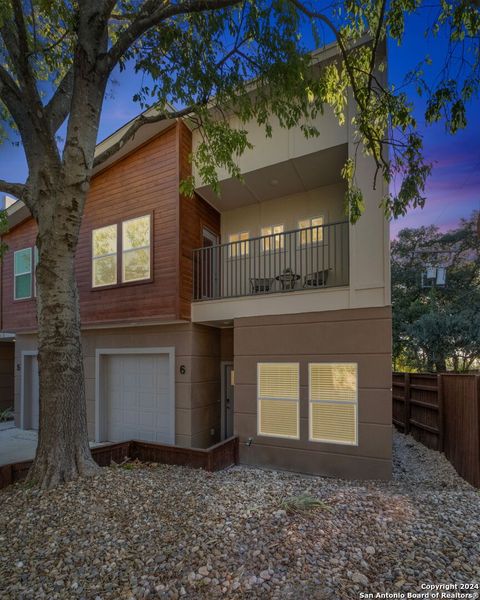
[0,44,392,479]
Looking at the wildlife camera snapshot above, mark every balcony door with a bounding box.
[201,227,219,299]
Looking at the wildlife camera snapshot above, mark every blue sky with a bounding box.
[0,9,478,235]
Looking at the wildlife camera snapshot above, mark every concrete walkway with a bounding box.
[0,423,106,465]
[0,424,38,464]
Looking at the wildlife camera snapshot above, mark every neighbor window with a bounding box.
[33,246,39,297]
[257,363,299,439]
[122,214,151,283]
[309,363,358,445]
[299,216,324,245]
[261,225,284,252]
[228,232,249,257]
[92,224,118,287]
[14,248,32,300]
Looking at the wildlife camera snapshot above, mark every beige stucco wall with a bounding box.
[191,48,390,324]
[193,108,346,184]
[14,323,221,449]
[233,306,392,479]
[220,183,346,242]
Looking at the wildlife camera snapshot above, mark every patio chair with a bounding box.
[303,269,330,288]
[250,277,275,294]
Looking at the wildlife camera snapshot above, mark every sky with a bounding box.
[0,9,479,236]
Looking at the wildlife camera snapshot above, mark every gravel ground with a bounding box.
[0,431,479,600]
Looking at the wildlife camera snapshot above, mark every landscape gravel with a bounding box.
[0,431,479,599]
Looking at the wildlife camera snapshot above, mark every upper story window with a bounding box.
[299,216,324,245]
[228,232,249,257]
[92,214,151,289]
[122,215,151,283]
[92,224,118,288]
[14,248,32,300]
[261,225,284,252]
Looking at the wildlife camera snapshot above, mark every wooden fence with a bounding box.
[393,372,480,487]
[0,436,239,490]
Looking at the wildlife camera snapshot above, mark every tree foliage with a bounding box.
[0,0,479,221]
[392,212,480,372]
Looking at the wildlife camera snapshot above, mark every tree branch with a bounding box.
[93,105,195,167]
[106,0,243,71]
[45,69,75,133]
[0,179,25,198]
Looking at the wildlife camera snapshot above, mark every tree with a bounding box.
[0,0,478,488]
[392,212,480,372]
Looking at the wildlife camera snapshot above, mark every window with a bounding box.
[309,363,358,445]
[122,215,151,283]
[92,224,117,287]
[299,216,324,245]
[228,232,249,257]
[257,363,299,439]
[261,225,284,252]
[91,214,151,288]
[33,246,39,297]
[14,248,32,300]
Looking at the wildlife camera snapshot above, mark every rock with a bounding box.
[198,566,209,577]
[351,572,369,586]
[365,546,375,555]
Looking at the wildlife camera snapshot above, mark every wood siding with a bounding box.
[0,122,219,332]
[178,123,220,321]
[1,218,38,331]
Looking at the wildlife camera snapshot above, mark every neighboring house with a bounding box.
[0,44,392,479]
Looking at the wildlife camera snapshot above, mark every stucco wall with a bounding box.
[14,323,221,448]
[220,183,346,242]
[233,306,392,479]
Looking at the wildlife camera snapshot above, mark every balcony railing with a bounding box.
[192,221,349,301]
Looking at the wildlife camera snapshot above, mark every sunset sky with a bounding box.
[0,10,478,237]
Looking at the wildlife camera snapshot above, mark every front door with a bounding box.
[224,363,234,438]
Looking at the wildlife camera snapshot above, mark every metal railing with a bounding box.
[192,221,349,301]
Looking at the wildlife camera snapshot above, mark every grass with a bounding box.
[279,493,331,515]
[0,407,13,422]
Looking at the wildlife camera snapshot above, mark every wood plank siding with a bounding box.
[178,123,220,321]
[0,122,220,332]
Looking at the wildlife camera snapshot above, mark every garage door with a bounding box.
[105,354,173,443]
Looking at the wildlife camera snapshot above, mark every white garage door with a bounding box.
[104,353,173,443]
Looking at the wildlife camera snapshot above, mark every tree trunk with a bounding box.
[27,186,98,489]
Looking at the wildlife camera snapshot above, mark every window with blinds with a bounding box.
[257,363,299,439]
[309,363,358,445]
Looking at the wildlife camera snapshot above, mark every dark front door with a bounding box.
[224,363,234,438]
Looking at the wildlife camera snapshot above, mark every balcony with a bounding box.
[192,221,349,302]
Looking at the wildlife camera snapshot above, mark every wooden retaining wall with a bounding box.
[0,436,239,490]
[393,372,480,487]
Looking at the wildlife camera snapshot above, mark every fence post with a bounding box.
[437,374,445,452]
[404,373,411,434]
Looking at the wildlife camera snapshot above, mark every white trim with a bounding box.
[202,227,219,246]
[95,346,175,444]
[220,360,233,440]
[20,350,38,430]
[308,362,359,446]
